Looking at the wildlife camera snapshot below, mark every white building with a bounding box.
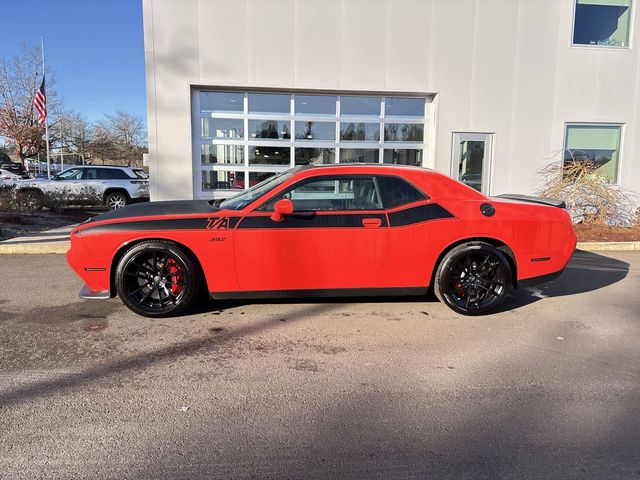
[142,0,639,201]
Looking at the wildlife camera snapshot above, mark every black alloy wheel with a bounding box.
[115,241,201,317]
[434,242,512,315]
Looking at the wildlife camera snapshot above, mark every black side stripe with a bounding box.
[80,217,240,234]
[387,204,455,227]
[237,213,388,229]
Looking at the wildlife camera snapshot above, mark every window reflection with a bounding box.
[295,95,337,115]
[383,149,422,166]
[249,146,291,165]
[201,144,244,165]
[385,97,425,117]
[573,0,631,47]
[340,122,380,142]
[340,96,381,116]
[248,93,290,114]
[295,121,336,141]
[295,148,335,165]
[384,123,424,142]
[248,120,291,140]
[202,170,245,190]
[201,118,244,139]
[200,92,244,113]
[340,149,380,163]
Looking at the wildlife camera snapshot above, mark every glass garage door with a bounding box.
[191,90,430,199]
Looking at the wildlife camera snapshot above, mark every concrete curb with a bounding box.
[577,241,640,251]
[0,243,69,254]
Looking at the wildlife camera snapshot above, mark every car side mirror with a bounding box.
[271,198,293,222]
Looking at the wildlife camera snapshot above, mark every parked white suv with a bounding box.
[17,165,150,210]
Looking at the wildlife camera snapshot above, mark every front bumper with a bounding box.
[79,284,111,300]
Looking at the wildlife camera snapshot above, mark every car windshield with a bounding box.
[216,170,296,210]
[55,168,83,180]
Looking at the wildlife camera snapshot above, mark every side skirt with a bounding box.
[210,287,428,301]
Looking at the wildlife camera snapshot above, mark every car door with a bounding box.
[375,174,455,288]
[79,168,106,204]
[233,174,389,292]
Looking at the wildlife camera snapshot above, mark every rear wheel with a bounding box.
[115,241,201,317]
[434,242,511,316]
[105,191,129,210]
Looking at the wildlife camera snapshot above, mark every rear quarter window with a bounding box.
[377,175,427,209]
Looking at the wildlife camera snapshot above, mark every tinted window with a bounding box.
[100,168,131,180]
[81,168,99,180]
[377,176,426,209]
[262,176,382,211]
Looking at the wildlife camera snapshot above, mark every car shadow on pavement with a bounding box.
[190,250,630,316]
[496,249,630,313]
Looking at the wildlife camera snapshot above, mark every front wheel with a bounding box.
[115,241,202,317]
[434,242,512,316]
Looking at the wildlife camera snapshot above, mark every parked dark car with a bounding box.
[0,162,29,179]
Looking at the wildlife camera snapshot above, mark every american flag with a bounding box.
[33,76,47,125]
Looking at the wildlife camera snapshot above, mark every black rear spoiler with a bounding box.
[494,194,566,209]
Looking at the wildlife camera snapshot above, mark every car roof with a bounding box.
[298,163,432,172]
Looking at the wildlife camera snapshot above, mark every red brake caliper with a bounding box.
[167,258,183,295]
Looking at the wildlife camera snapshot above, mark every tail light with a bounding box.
[130,180,148,184]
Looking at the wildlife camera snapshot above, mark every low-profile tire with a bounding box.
[115,241,202,318]
[105,191,129,210]
[434,242,512,316]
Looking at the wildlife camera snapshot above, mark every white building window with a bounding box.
[564,123,622,183]
[573,0,632,47]
[192,90,430,199]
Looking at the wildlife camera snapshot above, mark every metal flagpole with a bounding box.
[41,36,51,178]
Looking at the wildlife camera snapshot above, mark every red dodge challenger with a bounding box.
[67,165,576,317]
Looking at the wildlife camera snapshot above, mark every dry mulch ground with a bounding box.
[574,223,640,242]
[0,210,97,241]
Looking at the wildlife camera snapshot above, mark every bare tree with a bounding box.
[0,45,61,165]
[57,111,92,164]
[90,110,147,166]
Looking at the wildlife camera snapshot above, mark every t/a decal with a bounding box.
[207,217,230,230]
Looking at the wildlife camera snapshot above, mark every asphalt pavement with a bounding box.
[0,251,639,479]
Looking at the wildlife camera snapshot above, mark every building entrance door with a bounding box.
[452,133,493,194]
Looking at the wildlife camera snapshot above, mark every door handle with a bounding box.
[362,218,382,228]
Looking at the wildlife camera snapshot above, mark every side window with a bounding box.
[376,175,427,209]
[100,168,130,180]
[82,168,99,180]
[57,168,83,180]
[261,176,382,211]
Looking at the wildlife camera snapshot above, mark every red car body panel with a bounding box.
[66,165,576,299]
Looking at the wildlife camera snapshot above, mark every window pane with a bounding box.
[340,96,381,116]
[248,120,291,140]
[377,176,427,208]
[384,123,424,142]
[265,176,382,211]
[564,124,621,182]
[295,148,335,165]
[100,168,130,179]
[385,97,425,117]
[295,95,337,115]
[574,0,631,47]
[249,146,291,165]
[248,171,278,188]
[340,122,380,142]
[248,93,290,114]
[201,144,244,165]
[295,121,336,141]
[340,148,380,163]
[200,91,244,113]
[201,118,244,139]
[202,170,245,190]
[383,149,423,166]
